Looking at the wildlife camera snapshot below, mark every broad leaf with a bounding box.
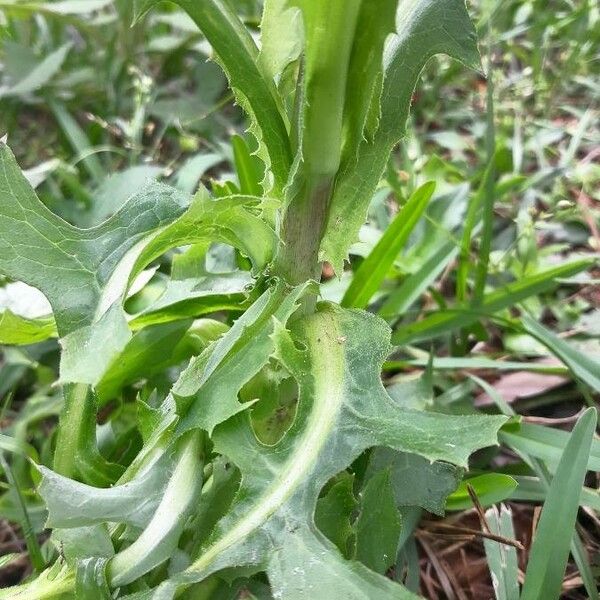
[129,271,254,328]
[38,449,176,529]
[95,320,196,402]
[259,0,303,82]
[148,305,505,598]
[0,311,55,345]
[315,472,357,558]
[0,142,274,385]
[366,448,463,516]
[173,282,313,435]
[355,469,402,574]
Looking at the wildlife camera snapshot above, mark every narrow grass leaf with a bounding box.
[520,407,597,600]
[484,505,519,600]
[342,182,435,309]
[379,239,459,319]
[500,422,600,472]
[446,474,517,511]
[0,43,72,99]
[510,476,600,511]
[392,259,592,345]
[49,100,105,184]
[522,315,600,393]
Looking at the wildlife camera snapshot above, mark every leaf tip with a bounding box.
[131,0,156,26]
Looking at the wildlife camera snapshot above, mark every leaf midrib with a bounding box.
[186,311,346,574]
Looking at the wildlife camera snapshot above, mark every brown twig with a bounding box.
[422,521,525,551]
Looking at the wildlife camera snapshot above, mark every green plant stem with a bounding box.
[53,383,89,478]
[108,431,204,587]
[276,177,334,286]
[275,1,361,288]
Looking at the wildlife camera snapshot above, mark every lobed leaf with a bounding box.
[173,282,314,436]
[367,448,463,516]
[147,305,505,598]
[0,143,274,386]
[321,0,480,270]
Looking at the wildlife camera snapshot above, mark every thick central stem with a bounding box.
[275,177,333,285]
[274,0,362,288]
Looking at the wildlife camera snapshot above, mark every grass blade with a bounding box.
[0,453,45,573]
[379,240,459,319]
[472,31,497,306]
[520,407,597,600]
[232,135,263,196]
[343,182,435,309]
[522,315,600,393]
[484,505,519,600]
[49,100,105,184]
[392,259,592,345]
[500,422,600,472]
[509,476,600,511]
[384,357,568,375]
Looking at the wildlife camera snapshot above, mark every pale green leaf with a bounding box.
[484,505,520,600]
[83,165,164,227]
[76,557,111,600]
[107,432,204,586]
[130,272,253,329]
[379,240,459,319]
[500,422,600,472]
[173,282,313,435]
[94,321,193,401]
[150,305,505,598]
[259,0,303,82]
[38,450,174,529]
[0,143,274,385]
[54,526,114,565]
[0,43,72,98]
